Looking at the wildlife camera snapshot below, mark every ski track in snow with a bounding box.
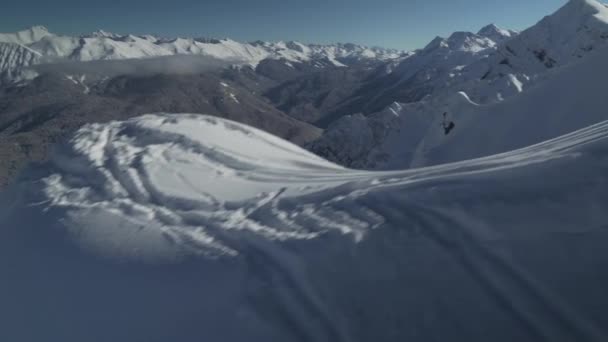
[29,113,608,261]
[3,112,608,341]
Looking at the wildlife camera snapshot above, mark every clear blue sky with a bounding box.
[3,0,567,50]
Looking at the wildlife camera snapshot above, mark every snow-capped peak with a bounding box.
[441,0,608,106]
[0,25,52,45]
[539,0,608,35]
[558,0,608,23]
[477,23,517,42]
[285,41,309,53]
[492,0,608,69]
[28,25,49,34]
[567,0,608,8]
[422,31,497,54]
[87,29,121,39]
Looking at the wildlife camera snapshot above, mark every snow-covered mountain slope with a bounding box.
[311,40,608,169]
[2,113,608,341]
[311,0,608,169]
[329,0,608,123]
[408,43,608,167]
[0,26,406,83]
[0,42,41,82]
[396,22,518,80]
[477,23,518,43]
[309,23,516,124]
[392,30,499,81]
[501,0,608,68]
[0,25,52,45]
[457,0,608,103]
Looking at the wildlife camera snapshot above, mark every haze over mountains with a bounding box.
[2,0,608,341]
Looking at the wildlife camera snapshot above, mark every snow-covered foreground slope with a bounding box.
[2,113,608,341]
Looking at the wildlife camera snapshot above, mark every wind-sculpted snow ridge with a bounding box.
[2,113,608,341]
[36,113,375,260]
[15,112,608,261]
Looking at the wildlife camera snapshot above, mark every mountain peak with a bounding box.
[558,0,608,21]
[529,0,608,45]
[422,36,449,51]
[421,31,496,53]
[478,23,500,32]
[88,29,120,39]
[23,25,51,39]
[477,23,517,42]
[28,25,49,33]
[567,0,601,5]
[0,25,52,45]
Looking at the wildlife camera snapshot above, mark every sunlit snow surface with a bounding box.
[39,114,373,260]
[2,113,608,341]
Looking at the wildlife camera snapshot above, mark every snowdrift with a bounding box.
[1,113,608,341]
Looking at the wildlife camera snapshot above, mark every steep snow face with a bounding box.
[477,24,518,42]
[0,27,406,82]
[372,0,608,109]
[311,42,608,170]
[309,101,431,169]
[311,0,608,170]
[354,24,514,113]
[409,43,608,167]
[3,113,608,341]
[459,0,608,103]
[390,29,501,82]
[0,43,41,82]
[532,0,608,64]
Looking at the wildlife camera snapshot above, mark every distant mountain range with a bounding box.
[0,25,406,83]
